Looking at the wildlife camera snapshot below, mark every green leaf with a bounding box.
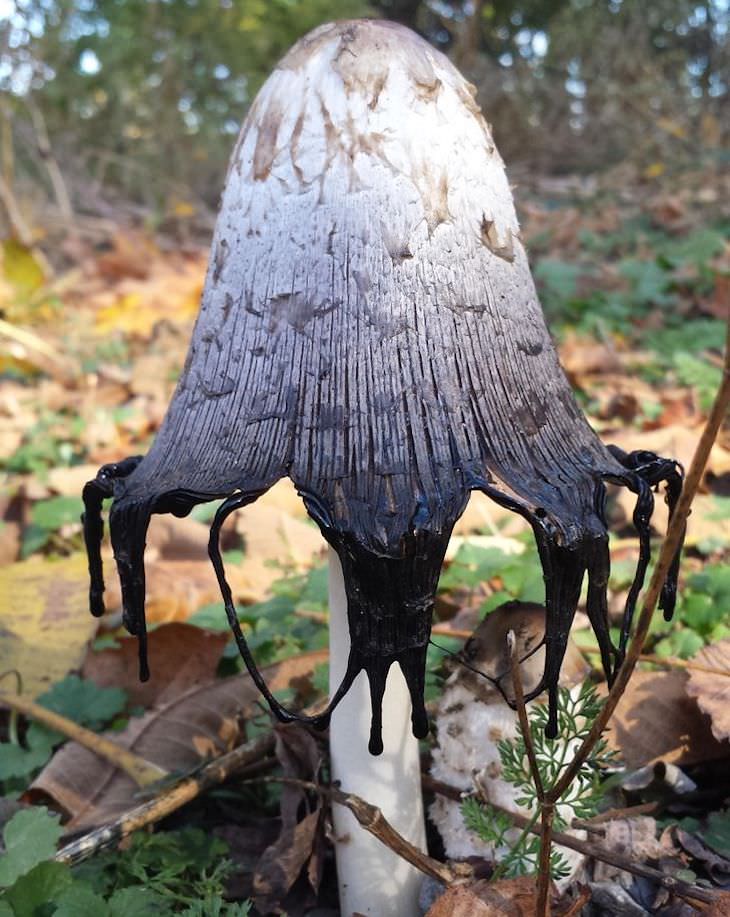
[30,497,84,533]
[0,808,63,888]
[654,629,704,660]
[312,662,329,696]
[701,809,730,858]
[20,525,50,560]
[662,229,725,265]
[619,258,671,306]
[438,543,510,590]
[36,676,127,730]
[0,724,58,780]
[0,900,14,916]
[108,886,165,916]
[187,602,228,631]
[672,353,722,411]
[53,883,110,916]
[534,259,581,303]
[2,862,72,916]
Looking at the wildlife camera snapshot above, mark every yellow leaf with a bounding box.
[656,117,686,140]
[643,162,665,179]
[2,241,45,296]
[95,293,155,337]
[0,554,98,698]
[171,200,195,218]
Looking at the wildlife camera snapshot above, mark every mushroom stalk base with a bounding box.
[328,548,427,917]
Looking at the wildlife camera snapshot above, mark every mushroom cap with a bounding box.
[85,20,682,752]
[120,18,616,540]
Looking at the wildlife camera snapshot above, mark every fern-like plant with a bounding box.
[462,681,618,879]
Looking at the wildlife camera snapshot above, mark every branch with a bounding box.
[422,776,717,906]
[507,630,544,801]
[508,630,551,916]
[0,692,166,788]
[55,730,275,865]
[551,312,730,802]
[254,776,468,887]
[26,97,74,223]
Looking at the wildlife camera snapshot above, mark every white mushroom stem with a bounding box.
[328,547,426,917]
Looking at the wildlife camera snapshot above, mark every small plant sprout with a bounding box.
[82,19,685,915]
[461,681,618,880]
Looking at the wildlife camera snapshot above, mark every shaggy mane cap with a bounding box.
[83,20,683,754]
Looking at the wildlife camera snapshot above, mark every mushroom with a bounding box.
[82,18,684,915]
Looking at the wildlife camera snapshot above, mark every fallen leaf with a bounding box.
[82,622,230,708]
[676,827,730,885]
[604,668,728,768]
[46,465,102,498]
[426,877,537,916]
[234,501,326,602]
[145,514,212,562]
[608,424,730,482]
[559,333,623,383]
[452,491,526,537]
[102,556,229,625]
[253,809,322,914]
[0,554,98,698]
[253,723,325,913]
[707,890,730,917]
[28,649,327,830]
[685,639,730,742]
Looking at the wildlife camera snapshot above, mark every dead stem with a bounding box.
[421,775,718,906]
[551,313,730,802]
[55,730,276,866]
[508,630,553,914]
[251,775,467,886]
[0,692,167,788]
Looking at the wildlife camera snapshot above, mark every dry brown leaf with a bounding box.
[253,809,322,913]
[559,333,623,383]
[0,554,99,698]
[609,424,730,481]
[253,726,325,913]
[707,890,730,917]
[82,622,230,708]
[610,486,729,550]
[29,649,327,830]
[234,501,326,602]
[145,514,212,562]
[46,464,105,497]
[685,640,730,742]
[426,877,537,916]
[604,668,728,768]
[102,557,223,625]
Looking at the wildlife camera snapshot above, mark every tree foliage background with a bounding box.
[1,0,728,224]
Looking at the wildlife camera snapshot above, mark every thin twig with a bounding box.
[551,313,730,802]
[26,97,74,223]
[55,730,275,865]
[573,801,658,827]
[561,886,592,917]
[507,630,550,915]
[0,692,167,788]
[507,631,543,800]
[253,775,467,887]
[583,648,729,678]
[421,776,717,905]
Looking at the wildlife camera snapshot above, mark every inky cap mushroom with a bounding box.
[83,20,684,754]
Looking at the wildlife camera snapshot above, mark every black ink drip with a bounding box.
[82,448,683,753]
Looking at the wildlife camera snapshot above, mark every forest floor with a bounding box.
[0,159,729,915]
